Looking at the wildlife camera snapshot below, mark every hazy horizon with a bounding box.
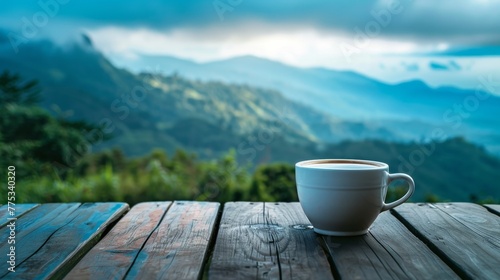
[1,0,500,89]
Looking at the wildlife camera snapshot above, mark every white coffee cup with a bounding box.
[295,159,415,236]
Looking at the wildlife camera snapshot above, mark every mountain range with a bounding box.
[2,31,499,157]
[0,33,399,157]
[1,32,500,201]
[1,32,499,156]
[115,52,500,155]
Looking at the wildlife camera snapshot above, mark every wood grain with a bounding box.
[323,211,458,279]
[393,203,500,279]
[65,202,171,280]
[0,203,80,278]
[209,202,333,280]
[0,204,39,228]
[0,202,128,280]
[125,201,220,280]
[7,202,499,279]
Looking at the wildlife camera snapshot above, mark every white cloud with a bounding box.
[87,25,446,69]
[86,25,500,90]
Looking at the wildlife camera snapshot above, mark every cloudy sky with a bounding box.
[1,0,499,88]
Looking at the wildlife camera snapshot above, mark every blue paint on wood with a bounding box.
[0,204,39,228]
[0,203,128,279]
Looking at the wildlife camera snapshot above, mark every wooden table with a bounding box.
[1,202,499,279]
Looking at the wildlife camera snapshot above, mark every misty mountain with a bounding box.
[1,33,500,202]
[118,53,500,155]
[0,34,394,157]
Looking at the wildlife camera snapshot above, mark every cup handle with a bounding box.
[381,173,415,212]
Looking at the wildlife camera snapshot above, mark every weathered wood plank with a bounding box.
[484,204,500,216]
[0,203,81,278]
[323,211,459,279]
[393,203,500,279]
[0,204,39,228]
[209,202,333,280]
[65,202,172,279]
[0,202,128,280]
[125,201,220,280]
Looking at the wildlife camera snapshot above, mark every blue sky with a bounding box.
[1,0,499,88]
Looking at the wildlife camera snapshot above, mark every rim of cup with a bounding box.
[295,159,388,170]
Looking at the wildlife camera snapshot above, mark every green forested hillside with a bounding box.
[2,72,498,203]
[0,38,397,157]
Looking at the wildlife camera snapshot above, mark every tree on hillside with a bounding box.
[0,71,103,178]
[0,71,41,105]
[248,163,297,202]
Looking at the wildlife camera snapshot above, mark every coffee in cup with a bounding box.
[295,159,415,236]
